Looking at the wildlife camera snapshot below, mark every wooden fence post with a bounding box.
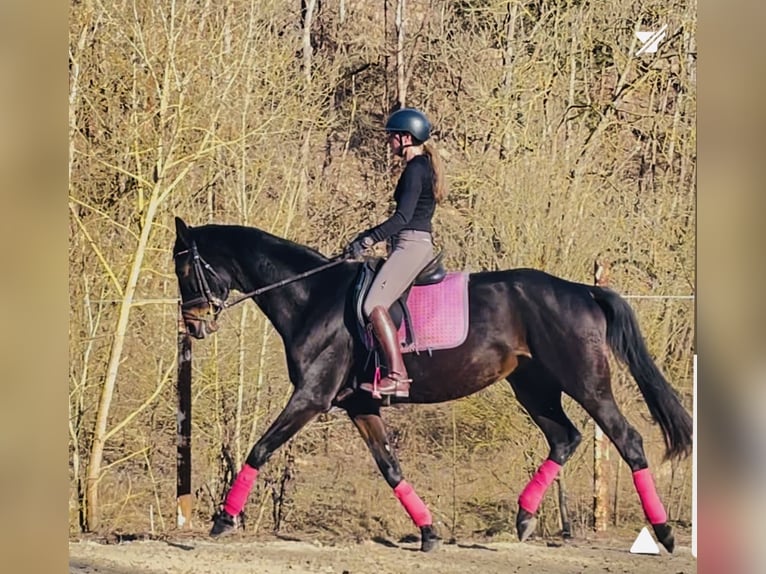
[177,303,193,529]
[593,260,610,532]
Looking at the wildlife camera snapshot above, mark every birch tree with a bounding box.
[73,0,259,530]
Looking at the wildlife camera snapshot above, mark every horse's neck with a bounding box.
[232,235,325,341]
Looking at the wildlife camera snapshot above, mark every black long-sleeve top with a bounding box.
[366,155,436,243]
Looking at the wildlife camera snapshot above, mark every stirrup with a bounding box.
[360,377,411,398]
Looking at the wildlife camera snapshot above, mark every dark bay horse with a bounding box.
[172,217,692,553]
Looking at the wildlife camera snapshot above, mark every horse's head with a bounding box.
[173,217,230,339]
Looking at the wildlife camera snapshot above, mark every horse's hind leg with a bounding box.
[568,347,675,552]
[507,362,582,542]
[346,397,440,552]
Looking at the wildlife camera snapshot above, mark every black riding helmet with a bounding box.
[385,108,431,143]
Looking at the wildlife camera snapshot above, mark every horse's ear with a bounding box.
[175,216,192,247]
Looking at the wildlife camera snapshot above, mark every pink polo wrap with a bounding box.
[223,463,259,517]
[633,468,667,524]
[393,481,432,527]
[518,459,562,514]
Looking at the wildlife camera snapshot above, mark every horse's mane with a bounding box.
[191,223,330,267]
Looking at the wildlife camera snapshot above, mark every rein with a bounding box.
[223,256,347,309]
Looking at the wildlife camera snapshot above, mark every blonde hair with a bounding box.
[423,140,447,203]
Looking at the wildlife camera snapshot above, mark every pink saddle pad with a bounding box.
[397,272,470,353]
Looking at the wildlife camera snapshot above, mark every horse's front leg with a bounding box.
[347,398,440,552]
[210,384,334,536]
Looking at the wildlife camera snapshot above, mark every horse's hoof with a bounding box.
[209,510,236,537]
[652,522,675,553]
[420,525,441,552]
[516,507,538,542]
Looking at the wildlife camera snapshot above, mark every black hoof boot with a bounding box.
[652,522,675,553]
[516,507,538,542]
[210,510,236,537]
[420,525,441,552]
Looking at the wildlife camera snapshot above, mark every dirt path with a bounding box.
[70,533,696,574]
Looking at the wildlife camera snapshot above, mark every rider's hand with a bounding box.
[344,233,374,259]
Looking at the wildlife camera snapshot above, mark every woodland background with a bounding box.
[68,0,696,542]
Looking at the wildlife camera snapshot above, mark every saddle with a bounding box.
[353,251,446,346]
[353,251,470,354]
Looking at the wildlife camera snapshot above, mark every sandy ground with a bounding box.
[69,531,697,574]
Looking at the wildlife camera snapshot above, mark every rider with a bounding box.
[345,108,447,398]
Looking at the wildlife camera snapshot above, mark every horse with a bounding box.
[172,216,692,553]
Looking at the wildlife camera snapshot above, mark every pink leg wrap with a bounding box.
[223,464,259,517]
[518,459,562,514]
[393,480,432,527]
[633,468,667,524]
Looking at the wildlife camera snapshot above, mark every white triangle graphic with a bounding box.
[630,526,660,555]
[635,25,667,56]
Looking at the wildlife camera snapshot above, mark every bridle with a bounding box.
[175,242,229,320]
[175,242,348,319]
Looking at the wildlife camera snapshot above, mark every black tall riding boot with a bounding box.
[360,306,411,397]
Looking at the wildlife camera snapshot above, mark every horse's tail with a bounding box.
[588,285,693,460]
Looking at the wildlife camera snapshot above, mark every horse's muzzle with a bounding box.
[183,314,219,339]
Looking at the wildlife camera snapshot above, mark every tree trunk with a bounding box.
[298,0,317,219]
[395,0,406,107]
[302,0,317,83]
[500,2,517,163]
[84,195,160,531]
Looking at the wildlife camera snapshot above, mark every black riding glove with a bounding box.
[344,233,374,258]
